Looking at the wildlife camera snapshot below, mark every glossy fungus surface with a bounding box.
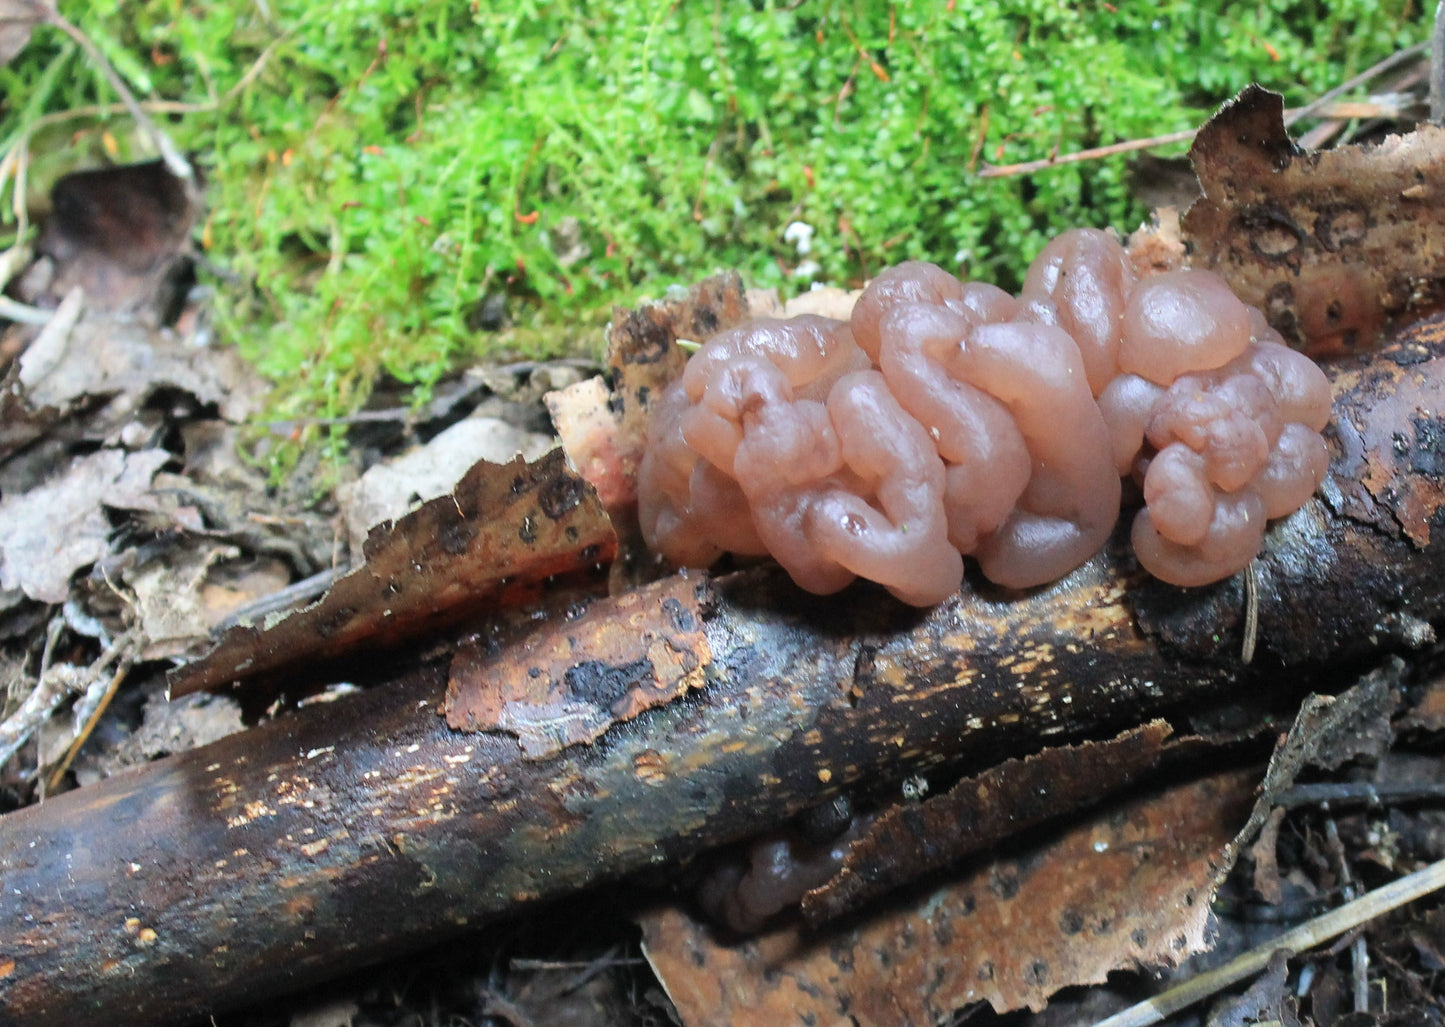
[637,230,1333,600]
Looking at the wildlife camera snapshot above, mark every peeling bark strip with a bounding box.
[643,768,1261,1023]
[443,572,711,758]
[7,321,1445,1024]
[802,720,1174,923]
[168,449,616,697]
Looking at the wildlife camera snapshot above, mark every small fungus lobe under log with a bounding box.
[638,229,1331,601]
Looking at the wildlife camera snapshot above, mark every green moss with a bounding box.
[0,0,1422,464]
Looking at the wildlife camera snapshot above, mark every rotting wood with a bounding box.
[6,314,1445,1025]
[642,766,1263,1023]
[801,720,1176,923]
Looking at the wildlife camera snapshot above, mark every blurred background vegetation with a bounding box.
[0,0,1422,456]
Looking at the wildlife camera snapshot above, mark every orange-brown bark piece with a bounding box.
[1183,85,1445,355]
[1326,315,1445,548]
[641,768,1259,1022]
[803,721,1173,922]
[168,449,616,696]
[548,273,754,515]
[444,572,710,758]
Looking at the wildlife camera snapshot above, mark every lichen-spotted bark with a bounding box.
[1325,314,1445,548]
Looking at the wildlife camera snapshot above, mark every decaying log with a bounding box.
[4,313,1445,1025]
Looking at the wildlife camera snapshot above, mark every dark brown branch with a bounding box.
[4,316,1445,1024]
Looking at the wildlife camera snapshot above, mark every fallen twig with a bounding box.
[0,626,132,772]
[1091,856,1445,1027]
[42,13,193,184]
[978,41,1429,179]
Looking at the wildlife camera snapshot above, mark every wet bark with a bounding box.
[4,315,1445,1026]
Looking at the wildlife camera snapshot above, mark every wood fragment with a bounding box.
[643,767,1261,1023]
[801,721,1174,922]
[4,311,1445,1023]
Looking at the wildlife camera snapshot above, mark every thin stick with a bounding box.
[1242,563,1259,664]
[211,566,347,633]
[1322,812,1370,1013]
[508,957,647,971]
[0,19,289,231]
[979,41,1430,180]
[1090,857,1445,1027]
[1276,781,1445,809]
[976,129,1195,179]
[44,13,194,184]
[1433,2,1445,123]
[44,657,130,792]
[0,629,132,773]
[1287,40,1428,127]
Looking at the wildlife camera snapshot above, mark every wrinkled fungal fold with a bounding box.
[638,229,1332,602]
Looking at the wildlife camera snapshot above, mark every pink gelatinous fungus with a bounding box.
[1110,332,1332,585]
[872,302,1030,554]
[1020,226,1136,395]
[1119,270,1252,385]
[637,228,1334,601]
[953,320,1119,588]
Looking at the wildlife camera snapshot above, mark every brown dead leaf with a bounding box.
[1205,949,1301,1027]
[444,572,709,758]
[338,414,555,553]
[2,306,263,462]
[197,558,293,625]
[1407,906,1445,972]
[803,721,1173,923]
[74,687,243,786]
[21,159,198,322]
[20,314,258,421]
[1184,85,1445,354]
[0,447,168,603]
[0,0,54,66]
[126,541,241,661]
[641,768,1260,1024]
[168,448,616,697]
[1255,659,1400,804]
[1228,661,1402,903]
[124,543,290,662]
